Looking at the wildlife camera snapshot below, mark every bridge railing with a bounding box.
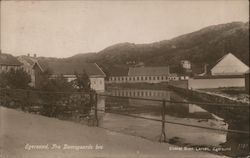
[0,88,249,142]
[95,93,249,142]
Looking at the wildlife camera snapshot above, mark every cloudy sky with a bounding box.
[0,0,249,58]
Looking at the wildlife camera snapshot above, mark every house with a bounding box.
[211,53,249,76]
[108,66,170,83]
[0,51,22,73]
[17,54,37,87]
[188,53,249,89]
[180,60,191,70]
[168,73,179,81]
[33,61,106,92]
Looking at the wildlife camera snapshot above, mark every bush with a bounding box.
[0,68,31,89]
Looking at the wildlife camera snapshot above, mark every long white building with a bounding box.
[108,66,170,83]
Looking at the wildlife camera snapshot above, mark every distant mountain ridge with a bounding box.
[47,21,250,76]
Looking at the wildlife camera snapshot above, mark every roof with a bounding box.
[128,66,169,76]
[0,53,22,66]
[19,56,36,65]
[211,53,249,74]
[34,60,106,77]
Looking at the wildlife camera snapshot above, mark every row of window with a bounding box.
[112,91,168,97]
[110,76,168,81]
[0,65,20,72]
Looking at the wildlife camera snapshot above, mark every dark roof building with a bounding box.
[34,60,106,78]
[0,53,22,66]
[128,66,170,76]
[33,60,106,91]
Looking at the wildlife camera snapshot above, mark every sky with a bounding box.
[0,0,249,58]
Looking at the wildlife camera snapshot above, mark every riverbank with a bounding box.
[0,106,224,158]
[106,81,188,91]
[168,85,249,106]
[198,87,249,104]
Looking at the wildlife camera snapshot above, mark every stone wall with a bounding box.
[0,89,93,116]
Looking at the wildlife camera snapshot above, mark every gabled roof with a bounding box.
[0,53,22,66]
[211,53,249,73]
[18,56,37,66]
[128,66,169,76]
[34,60,106,77]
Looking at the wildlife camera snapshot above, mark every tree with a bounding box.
[37,72,76,117]
[38,70,75,92]
[0,68,31,89]
[73,71,91,91]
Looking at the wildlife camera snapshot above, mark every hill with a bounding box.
[56,21,250,76]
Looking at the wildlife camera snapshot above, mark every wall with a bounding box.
[0,88,92,116]
[188,78,245,89]
[90,77,105,92]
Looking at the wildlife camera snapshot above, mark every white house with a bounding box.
[180,60,191,70]
[188,53,249,89]
[211,53,249,76]
[0,51,22,73]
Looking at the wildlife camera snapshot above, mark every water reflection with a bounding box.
[91,89,229,148]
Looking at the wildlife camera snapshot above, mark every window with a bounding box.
[141,76,143,80]
[100,80,102,84]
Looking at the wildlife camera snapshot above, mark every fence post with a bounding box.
[159,99,166,142]
[25,90,30,111]
[94,92,99,127]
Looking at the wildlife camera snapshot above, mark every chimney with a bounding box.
[198,64,208,76]
[27,53,30,57]
[33,54,37,58]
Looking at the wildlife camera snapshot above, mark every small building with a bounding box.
[168,73,179,81]
[33,61,106,92]
[180,60,191,70]
[211,53,249,76]
[17,54,37,87]
[0,51,22,73]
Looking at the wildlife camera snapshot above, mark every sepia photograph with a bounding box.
[0,0,249,158]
